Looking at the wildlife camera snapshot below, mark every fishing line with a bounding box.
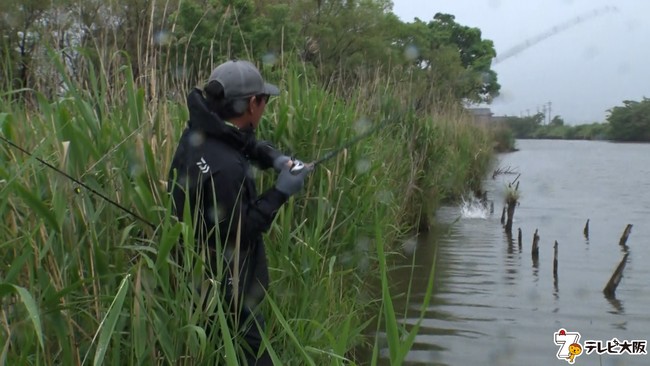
[0,134,157,229]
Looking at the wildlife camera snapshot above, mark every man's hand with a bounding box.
[275,160,314,197]
[272,155,291,172]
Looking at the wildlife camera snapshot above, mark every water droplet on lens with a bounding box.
[488,0,501,9]
[175,67,187,79]
[358,256,370,273]
[175,173,187,188]
[207,204,226,224]
[354,117,371,135]
[355,159,371,174]
[262,52,277,65]
[356,237,370,253]
[401,236,418,255]
[189,131,205,147]
[245,281,265,307]
[376,190,393,205]
[153,30,171,46]
[129,164,142,177]
[575,286,590,300]
[404,44,419,61]
[527,288,540,302]
[224,245,235,261]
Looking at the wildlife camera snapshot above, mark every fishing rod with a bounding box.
[290,117,394,174]
[0,135,157,230]
[2,113,390,223]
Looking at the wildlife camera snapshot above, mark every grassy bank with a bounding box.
[0,55,493,364]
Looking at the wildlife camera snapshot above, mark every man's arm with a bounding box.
[201,162,288,249]
[249,140,290,171]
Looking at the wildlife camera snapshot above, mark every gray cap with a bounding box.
[207,60,279,99]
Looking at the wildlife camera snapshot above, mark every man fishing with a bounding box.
[167,59,313,365]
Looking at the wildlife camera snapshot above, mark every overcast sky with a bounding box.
[391,0,650,124]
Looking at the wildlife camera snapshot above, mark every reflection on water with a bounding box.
[378,140,650,366]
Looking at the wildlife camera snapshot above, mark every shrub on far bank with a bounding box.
[530,123,609,140]
[500,113,610,141]
[490,122,517,152]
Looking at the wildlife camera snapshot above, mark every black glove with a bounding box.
[275,162,313,196]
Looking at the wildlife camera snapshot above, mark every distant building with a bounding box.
[467,108,509,124]
[467,108,493,124]
[491,115,509,124]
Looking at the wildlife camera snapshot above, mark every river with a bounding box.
[378,139,650,366]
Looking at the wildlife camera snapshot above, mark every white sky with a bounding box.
[391,0,650,124]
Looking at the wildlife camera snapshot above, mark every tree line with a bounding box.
[500,97,650,142]
[1,0,500,111]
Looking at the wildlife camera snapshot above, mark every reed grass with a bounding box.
[0,46,494,365]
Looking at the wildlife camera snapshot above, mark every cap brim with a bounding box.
[264,83,280,96]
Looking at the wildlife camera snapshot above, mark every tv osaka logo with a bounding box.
[554,329,583,364]
[554,328,647,364]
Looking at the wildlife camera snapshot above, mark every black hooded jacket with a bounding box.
[168,88,287,309]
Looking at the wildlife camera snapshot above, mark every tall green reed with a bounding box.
[1,50,493,365]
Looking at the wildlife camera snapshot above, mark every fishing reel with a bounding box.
[289,158,307,175]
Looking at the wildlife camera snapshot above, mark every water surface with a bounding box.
[380,139,650,366]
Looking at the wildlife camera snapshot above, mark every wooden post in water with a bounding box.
[603,253,630,298]
[504,181,519,234]
[553,240,559,294]
[500,206,506,225]
[619,224,633,247]
[553,241,559,277]
[532,229,540,263]
[583,219,590,240]
[518,228,522,249]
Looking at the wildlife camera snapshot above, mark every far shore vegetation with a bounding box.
[496,97,650,144]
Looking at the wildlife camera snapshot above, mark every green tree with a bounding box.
[0,0,53,92]
[393,18,467,108]
[291,0,399,84]
[168,0,300,86]
[550,115,564,127]
[391,13,499,106]
[428,13,499,103]
[504,112,544,138]
[607,98,650,142]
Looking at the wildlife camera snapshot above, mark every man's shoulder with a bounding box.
[196,136,246,176]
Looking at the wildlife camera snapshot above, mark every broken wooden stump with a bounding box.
[603,253,630,298]
[553,240,559,294]
[553,240,559,277]
[504,180,519,234]
[532,229,540,264]
[505,200,517,233]
[583,219,589,240]
[619,224,633,247]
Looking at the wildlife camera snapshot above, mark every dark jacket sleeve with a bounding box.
[201,161,287,249]
[249,140,284,170]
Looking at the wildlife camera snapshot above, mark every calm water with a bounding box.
[379,139,650,366]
